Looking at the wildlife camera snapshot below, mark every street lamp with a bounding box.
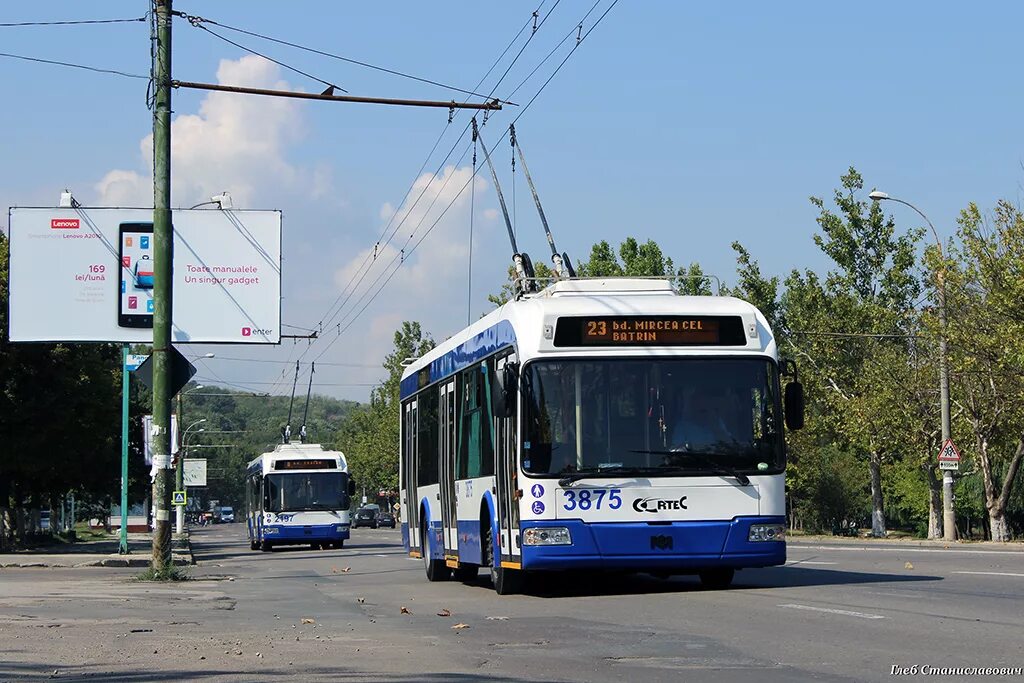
[870,190,955,541]
[175,414,207,534]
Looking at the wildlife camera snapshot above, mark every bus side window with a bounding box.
[458,363,496,479]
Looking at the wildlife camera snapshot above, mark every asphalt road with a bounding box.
[2,526,1023,682]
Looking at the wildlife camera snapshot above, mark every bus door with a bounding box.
[403,400,420,553]
[439,380,458,556]
[494,354,521,566]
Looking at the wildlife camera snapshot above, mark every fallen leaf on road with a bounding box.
[437,609,451,617]
[452,623,470,630]
[905,562,914,570]
[301,618,316,624]
[357,598,366,604]
[400,606,412,615]
[486,616,509,621]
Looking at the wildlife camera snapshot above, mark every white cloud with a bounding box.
[322,164,504,368]
[92,56,325,208]
[483,208,499,221]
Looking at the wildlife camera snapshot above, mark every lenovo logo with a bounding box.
[51,219,80,229]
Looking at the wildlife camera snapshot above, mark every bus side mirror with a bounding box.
[348,479,356,496]
[785,381,805,431]
[492,362,518,418]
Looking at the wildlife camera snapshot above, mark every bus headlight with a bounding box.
[263,527,279,535]
[523,527,572,546]
[748,524,785,542]
[335,525,348,533]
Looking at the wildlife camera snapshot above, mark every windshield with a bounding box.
[522,357,784,476]
[265,472,348,512]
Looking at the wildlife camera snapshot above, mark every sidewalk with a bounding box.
[0,531,194,568]
[789,533,1024,550]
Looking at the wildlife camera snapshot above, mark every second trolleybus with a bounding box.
[246,442,356,551]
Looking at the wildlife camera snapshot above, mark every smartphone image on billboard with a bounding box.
[118,222,155,328]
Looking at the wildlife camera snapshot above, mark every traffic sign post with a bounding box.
[937,438,961,472]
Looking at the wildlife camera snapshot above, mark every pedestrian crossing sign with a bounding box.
[937,438,961,471]
[172,490,187,506]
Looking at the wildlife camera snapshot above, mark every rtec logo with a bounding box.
[633,496,688,513]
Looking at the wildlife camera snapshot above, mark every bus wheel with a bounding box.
[699,568,735,589]
[484,519,522,595]
[259,540,274,552]
[421,521,450,582]
[249,539,258,551]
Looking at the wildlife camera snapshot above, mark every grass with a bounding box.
[134,565,191,582]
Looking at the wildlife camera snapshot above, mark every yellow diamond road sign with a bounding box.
[172,491,187,506]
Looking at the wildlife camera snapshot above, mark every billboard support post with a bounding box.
[151,0,174,572]
[119,343,130,555]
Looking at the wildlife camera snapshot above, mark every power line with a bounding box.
[186,20,344,93]
[307,2,562,345]
[0,51,148,79]
[309,0,621,357]
[175,12,511,104]
[0,16,147,27]
[268,2,558,392]
[194,356,381,368]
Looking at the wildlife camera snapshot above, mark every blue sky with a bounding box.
[3,1,1023,399]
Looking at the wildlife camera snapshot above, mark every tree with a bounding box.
[785,167,924,537]
[336,322,434,497]
[938,200,1024,541]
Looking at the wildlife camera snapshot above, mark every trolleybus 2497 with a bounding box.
[246,442,356,551]
[399,277,804,594]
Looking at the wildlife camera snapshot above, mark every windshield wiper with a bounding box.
[629,450,751,486]
[558,465,673,487]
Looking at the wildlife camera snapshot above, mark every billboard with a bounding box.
[8,207,281,343]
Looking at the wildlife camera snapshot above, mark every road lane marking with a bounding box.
[778,604,886,619]
[790,544,1024,557]
[952,571,1024,578]
[785,560,837,566]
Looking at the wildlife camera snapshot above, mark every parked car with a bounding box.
[376,511,396,528]
[353,507,378,529]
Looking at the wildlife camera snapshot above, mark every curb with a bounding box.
[0,532,196,569]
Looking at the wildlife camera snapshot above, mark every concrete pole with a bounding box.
[150,0,174,571]
[120,344,130,554]
[175,393,184,534]
[938,275,956,541]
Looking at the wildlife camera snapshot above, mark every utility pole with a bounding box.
[150,0,174,571]
[120,344,130,554]
[869,190,955,541]
[937,271,955,541]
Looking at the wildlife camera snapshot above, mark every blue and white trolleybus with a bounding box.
[399,277,803,593]
[246,442,355,551]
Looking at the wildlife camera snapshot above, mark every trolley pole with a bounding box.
[150,0,175,571]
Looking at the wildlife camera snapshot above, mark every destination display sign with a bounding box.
[272,459,337,471]
[554,315,747,347]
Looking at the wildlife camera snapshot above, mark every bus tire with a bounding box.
[699,568,735,589]
[260,540,274,552]
[484,516,522,595]
[421,520,450,582]
[249,539,259,551]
